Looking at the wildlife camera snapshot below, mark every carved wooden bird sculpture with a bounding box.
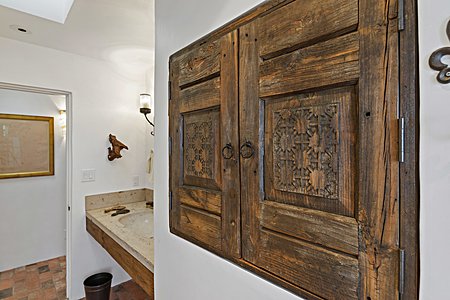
[108,134,129,161]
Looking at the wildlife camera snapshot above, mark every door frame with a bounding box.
[169,0,420,298]
[0,82,73,298]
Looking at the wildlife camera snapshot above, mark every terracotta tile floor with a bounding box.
[110,281,152,300]
[80,280,152,300]
[0,256,66,300]
[0,256,151,300]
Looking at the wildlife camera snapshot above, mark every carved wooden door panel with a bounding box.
[239,0,400,299]
[169,31,241,258]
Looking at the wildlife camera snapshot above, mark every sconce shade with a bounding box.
[59,110,66,124]
[59,110,66,136]
[139,93,155,136]
[140,93,152,109]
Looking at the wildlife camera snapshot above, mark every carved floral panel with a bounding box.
[272,104,339,199]
[184,117,214,180]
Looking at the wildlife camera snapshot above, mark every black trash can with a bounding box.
[83,272,113,300]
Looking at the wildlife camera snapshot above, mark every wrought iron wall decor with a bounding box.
[429,20,450,84]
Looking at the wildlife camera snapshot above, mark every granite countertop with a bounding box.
[86,201,154,273]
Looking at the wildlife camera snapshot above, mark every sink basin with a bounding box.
[119,211,153,237]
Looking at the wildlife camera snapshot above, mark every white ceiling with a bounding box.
[0,0,155,78]
[0,0,74,24]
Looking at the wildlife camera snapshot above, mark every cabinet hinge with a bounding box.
[169,191,173,210]
[169,136,172,156]
[168,80,172,100]
[399,117,405,163]
[398,0,405,31]
[399,249,405,295]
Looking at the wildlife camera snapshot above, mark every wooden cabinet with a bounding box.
[169,0,401,299]
[169,32,241,258]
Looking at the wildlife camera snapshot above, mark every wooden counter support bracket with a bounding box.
[86,218,154,297]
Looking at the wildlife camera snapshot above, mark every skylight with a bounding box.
[0,0,74,24]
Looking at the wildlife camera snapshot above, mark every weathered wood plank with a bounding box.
[179,205,222,251]
[399,0,420,298]
[259,33,360,98]
[258,0,358,59]
[178,39,220,88]
[169,57,182,231]
[178,186,221,216]
[358,0,400,299]
[258,230,359,300]
[219,31,241,258]
[262,201,358,255]
[180,77,220,113]
[239,21,261,264]
[86,218,154,297]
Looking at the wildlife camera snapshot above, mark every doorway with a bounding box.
[0,82,72,299]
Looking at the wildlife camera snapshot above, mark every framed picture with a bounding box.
[0,114,54,179]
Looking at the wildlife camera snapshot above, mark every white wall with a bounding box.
[155,1,450,299]
[0,90,66,272]
[154,1,301,299]
[418,1,450,299]
[0,37,153,299]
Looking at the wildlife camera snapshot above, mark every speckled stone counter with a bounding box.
[85,189,154,273]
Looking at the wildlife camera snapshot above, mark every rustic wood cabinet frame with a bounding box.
[399,0,420,298]
[169,0,419,299]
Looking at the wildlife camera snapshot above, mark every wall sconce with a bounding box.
[59,110,66,137]
[139,93,155,136]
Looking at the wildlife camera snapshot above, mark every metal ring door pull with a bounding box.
[222,143,234,159]
[240,141,255,159]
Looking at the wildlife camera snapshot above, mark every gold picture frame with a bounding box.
[0,114,54,179]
